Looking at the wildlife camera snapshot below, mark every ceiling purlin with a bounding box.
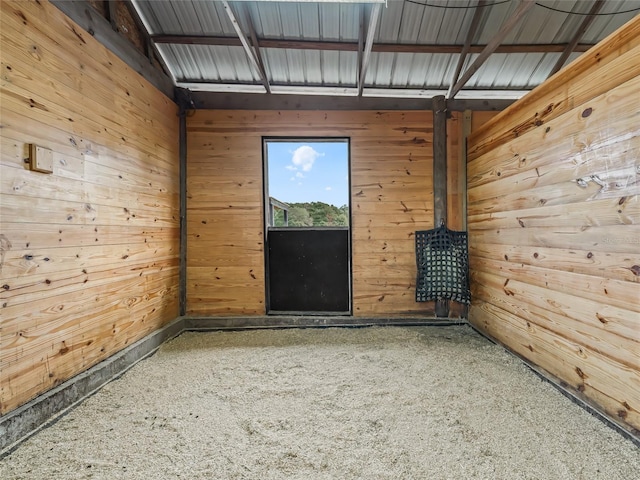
[149,35,595,55]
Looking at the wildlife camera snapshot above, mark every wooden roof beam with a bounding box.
[448,0,537,100]
[547,0,605,78]
[221,1,271,94]
[447,0,487,99]
[242,5,271,94]
[357,6,365,86]
[358,4,382,96]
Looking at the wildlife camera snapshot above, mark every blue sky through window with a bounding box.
[266,141,349,207]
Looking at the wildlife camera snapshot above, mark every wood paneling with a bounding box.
[468,17,640,161]
[187,110,465,317]
[0,0,179,415]
[467,15,640,435]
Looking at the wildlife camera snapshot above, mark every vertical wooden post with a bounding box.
[432,95,449,318]
[178,92,188,317]
[461,110,472,319]
[461,110,472,231]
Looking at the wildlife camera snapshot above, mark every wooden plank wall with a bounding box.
[467,16,640,435]
[0,0,180,416]
[187,110,464,317]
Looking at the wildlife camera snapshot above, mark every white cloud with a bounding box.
[285,165,296,171]
[291,145,323,172]
[296,172,305,179]
[325,186,332,191]
[290,177,295,181]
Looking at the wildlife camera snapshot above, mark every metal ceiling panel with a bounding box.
[583,0,640,42]
[158,44,260,83]
[263,48,357,85]
[133,0,640,99]
[243,2,360,41]
[135,0,235,35]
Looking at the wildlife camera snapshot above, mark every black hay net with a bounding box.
[415,225,471,305]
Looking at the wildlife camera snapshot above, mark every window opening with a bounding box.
[264,139,350,228]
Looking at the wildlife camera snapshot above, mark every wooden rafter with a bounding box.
[447,0,487,99]
[358,4,382,96]
[221,1,270,94]
[243,5,271,94]
[150,35,594,55]
[449,0,537,100]
[547,0,605,78]
[357,7,365,86]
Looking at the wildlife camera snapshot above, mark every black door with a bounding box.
[267,228,350,314]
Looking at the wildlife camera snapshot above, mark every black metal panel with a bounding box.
[267,228,350,313]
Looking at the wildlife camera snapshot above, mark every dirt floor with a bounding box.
[1,326,639,479]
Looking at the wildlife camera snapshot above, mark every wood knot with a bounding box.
[617,409,628,419]
[587,252,593,259]
[629,265,640,276]
[581,107,593,118]
[575,367,587,379]
[533,252,539,259]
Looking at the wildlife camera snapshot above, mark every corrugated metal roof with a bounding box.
[158,44,261,83]
[248,2,362,41]
[133,0,640,99]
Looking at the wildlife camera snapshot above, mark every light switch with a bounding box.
[29,144,54,174]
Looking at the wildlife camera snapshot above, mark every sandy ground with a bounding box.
[1,326,638,479]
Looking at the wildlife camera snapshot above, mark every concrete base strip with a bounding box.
[0,317,184,454]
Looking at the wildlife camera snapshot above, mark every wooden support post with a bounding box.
[178,92,188,316]
[461,110,472,231]
[461,110,472,319]
[433,95,449,318]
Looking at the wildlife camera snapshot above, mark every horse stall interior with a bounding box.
[1,0,639,477]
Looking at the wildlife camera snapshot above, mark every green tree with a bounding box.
[272,202,348,227]
[288,206,313,226]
